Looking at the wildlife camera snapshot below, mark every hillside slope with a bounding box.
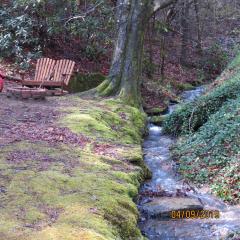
[163,53,240,203]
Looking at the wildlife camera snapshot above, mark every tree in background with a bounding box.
[96,0,178,106]
[0,0,239,106]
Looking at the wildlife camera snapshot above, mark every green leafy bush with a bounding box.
[0,6,41,69]
[172,97,240,203]
[0,0,114,67]
[166,52,240,203]
[198,43,228,80]
[163,53,240,136]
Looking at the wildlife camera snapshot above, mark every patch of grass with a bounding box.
[228,52,240,69]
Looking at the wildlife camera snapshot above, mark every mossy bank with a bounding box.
[0,94,149,240]
[163,52,240,204]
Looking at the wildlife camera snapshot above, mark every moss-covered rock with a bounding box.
[175,82,195,91]
[145,106,168,116]
[149,115,166,126]
[68,73,105,93]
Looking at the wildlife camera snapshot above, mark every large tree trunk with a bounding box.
[97,0,152,106]
[95,0,177,106]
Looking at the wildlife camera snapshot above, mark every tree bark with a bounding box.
[96,0,177,106]
[97,0,152,106]
[146,15,155,79]
[180,0,190,66]
[194,0,202,54]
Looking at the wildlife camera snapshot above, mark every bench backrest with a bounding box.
[34,58,56,82]
[53,59,75,86]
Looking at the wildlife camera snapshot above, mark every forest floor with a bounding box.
[0,85,149,240]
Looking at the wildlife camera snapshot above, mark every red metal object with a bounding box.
[0,71,5,92]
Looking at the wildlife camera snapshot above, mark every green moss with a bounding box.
[97,80,111,93]
[175,82,195,91]
[61,98,146,144]
[0,97,147,240]
[68,73,105,93]
[163,62,240,136]
[145,106,168,116]
[149,115,166,126]
[0,141,146,239]
[98,81,115,97]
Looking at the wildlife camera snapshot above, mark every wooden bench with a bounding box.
[21,58,75,92]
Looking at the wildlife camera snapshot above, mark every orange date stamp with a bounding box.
[170,210,220,219]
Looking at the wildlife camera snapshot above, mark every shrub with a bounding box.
[167,51,240,203]
[172,96,240,203]
[163,53,240,136]
[0,0,114,67]
[198,43,228,80]
[0,6,41,69]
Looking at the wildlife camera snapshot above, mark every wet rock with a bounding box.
[145,106,168,116]
[149,115,166,126]
[140,190,173,198]
[142,197,203,219]
[175,82,195,91]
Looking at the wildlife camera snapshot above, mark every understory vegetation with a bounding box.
[163,53,240,203]
[163,53,240,136]
[0,0,114,70]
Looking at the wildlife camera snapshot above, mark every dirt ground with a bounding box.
[2,79,95,146]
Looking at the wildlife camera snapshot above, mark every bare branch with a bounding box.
[65,1,103,25]
[153,0,178,13]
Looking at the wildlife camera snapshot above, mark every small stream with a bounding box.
[138,87,240,240]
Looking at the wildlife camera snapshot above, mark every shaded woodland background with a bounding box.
[0,2,240,239]
[0,0,240,105]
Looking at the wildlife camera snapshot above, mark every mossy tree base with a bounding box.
[95,1,153,107]
[95,0,178,106]
[68,73,105,93]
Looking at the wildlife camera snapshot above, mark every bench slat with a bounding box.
[24,58,75,88]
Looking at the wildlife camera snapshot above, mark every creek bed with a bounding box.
[138,86,240,240]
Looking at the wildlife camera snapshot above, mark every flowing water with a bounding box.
[138,87,240,240]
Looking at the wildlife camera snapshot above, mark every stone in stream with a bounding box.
[149,115,166,126]
[142,197,203,219]
[145,106,168,115]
